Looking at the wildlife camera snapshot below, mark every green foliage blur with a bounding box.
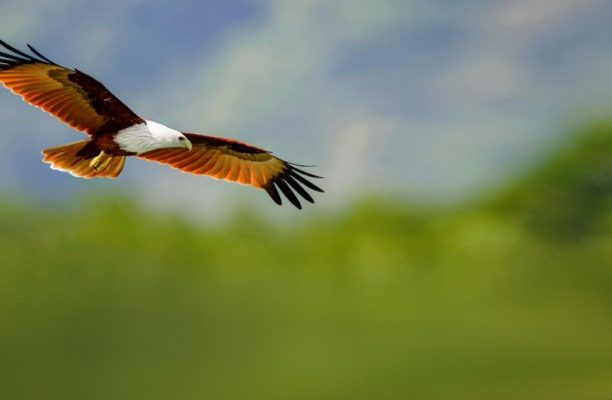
[1,121,611,399]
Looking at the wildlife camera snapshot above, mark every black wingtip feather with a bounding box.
[261,162,324,208]
[0,51,28,63]
[275,179,302,209]
[288,162,317,168]
[265,183,283,206]
[0,40,38,62]
[292,167,324,179]
[27,44,55,64]
[290,171,324,193]
[0,40,54,68]
[284,175,314,204]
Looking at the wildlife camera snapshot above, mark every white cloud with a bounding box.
[433,0,609,105]
[492,0,605,34]
[0,0,80,39]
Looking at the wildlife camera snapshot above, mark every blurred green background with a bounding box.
[1,120,611,399]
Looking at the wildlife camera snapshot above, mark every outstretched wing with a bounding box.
[0,40,142,135]
[138,133,324,209]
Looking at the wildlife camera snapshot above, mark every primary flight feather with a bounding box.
[0,40,323,209]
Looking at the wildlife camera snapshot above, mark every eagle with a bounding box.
[0,40,322,209]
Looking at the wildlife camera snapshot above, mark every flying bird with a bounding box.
[0,40,322,209]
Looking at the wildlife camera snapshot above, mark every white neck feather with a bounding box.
[115,120,183,154]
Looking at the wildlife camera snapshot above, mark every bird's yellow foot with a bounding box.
[89,151,112,172]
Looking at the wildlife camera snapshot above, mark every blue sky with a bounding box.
[1,0,611,217]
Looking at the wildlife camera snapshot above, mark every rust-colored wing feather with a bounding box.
[0,40,142,135]
[139,133,323,209]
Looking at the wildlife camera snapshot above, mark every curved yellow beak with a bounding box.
[183,138,193,151]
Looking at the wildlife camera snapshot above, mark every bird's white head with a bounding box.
[146,120,192,151]
[115,120,193,154]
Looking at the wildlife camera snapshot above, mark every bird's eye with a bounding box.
[179,136,185,141]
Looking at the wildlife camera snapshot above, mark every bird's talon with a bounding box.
[89,151,111,172]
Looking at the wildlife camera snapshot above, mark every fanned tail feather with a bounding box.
[42,140,125,179]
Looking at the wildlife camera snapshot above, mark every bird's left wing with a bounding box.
[138,133,323,209]
[0,40,142,135]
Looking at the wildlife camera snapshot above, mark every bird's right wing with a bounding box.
[0,40,142,135]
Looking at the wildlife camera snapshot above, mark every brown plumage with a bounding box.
[0,43,142,135]
[139,134,323,208]
[41,140,125,179]
[0,40,323,208]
